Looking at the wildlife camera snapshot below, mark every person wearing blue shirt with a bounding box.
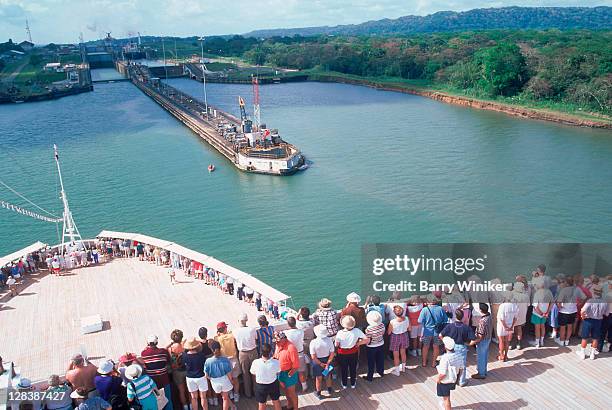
[204,341,235,408]
[418,296,449,368]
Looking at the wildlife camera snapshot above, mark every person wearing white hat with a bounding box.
[341,292,367,330]
[578,285,609,360]
[363,310,385,381]
[234,312,258,398]
[94,359,127,406]
[335,315,369,389]
[309,324,336,399]
[141,334,172,409]
[436,337,463,410]
[125,364,159,410]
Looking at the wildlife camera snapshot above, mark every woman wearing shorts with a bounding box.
[496,296,518,361]
[183,338,208,410]
[204,341,234,410]
[556,277,586,346]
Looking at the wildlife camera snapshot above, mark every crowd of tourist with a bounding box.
[3,241,612,410]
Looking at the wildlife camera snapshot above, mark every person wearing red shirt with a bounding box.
[141,335,173,409]
[273,332,299,410]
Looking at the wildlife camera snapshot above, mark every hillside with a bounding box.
[244,6,612,38]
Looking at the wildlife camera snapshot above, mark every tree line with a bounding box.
[236,30,610,115]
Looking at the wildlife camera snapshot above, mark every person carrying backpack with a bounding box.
[418,294,449,368]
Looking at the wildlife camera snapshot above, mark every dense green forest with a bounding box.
[238,30,611,115]
[245,6,612,38]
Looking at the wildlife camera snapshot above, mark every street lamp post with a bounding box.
[161,37,168,82]
[199,36,209,121]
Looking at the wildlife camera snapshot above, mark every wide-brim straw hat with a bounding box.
[366,310,382,326]
[341,315,356,330]
[319,298,332,309]
[184,337,200,350]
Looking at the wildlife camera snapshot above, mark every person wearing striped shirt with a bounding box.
[364,310,385,381]
[125,364,159,410]
[256,315,276,355]
[141,335,172,409]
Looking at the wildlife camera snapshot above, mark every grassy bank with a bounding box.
[303,69,611,128]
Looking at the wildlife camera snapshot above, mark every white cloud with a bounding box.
[0,0,609,44]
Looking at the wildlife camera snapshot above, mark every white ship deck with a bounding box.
[1,257,611,409]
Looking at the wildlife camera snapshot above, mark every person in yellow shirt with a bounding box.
[215,322,241,404]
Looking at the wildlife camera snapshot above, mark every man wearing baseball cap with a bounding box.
[215,321,241,403]
[141,335,172,409]
[578,285,609,360]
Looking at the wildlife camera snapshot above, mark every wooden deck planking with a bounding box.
[1,258,611,409]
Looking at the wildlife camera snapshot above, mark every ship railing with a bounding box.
[95,231,291,306]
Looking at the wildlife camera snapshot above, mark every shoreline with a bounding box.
[307,73,612,130]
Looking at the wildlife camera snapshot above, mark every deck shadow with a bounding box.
[454,398,529,409]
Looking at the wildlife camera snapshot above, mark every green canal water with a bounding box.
[1,76,611,307]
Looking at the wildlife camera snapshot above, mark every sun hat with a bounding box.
[366,310,382,326]
[97,359,114,375]
[346,292,361,303]
[313,324,329,338]
[125,364,143,380]
[442,336,455,351]
[184,337,200,350]
[238,313,248,322]
[119,353,137,364]
[17,378,32,389]
[319,298,332,309]
[216,321,228,331]
[341,315,356,330]
[146,335,158,344]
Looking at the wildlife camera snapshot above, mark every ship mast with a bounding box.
[54,145,83,255]
[252,76,260,131]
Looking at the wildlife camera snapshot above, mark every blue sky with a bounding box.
[1,0,610,44]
